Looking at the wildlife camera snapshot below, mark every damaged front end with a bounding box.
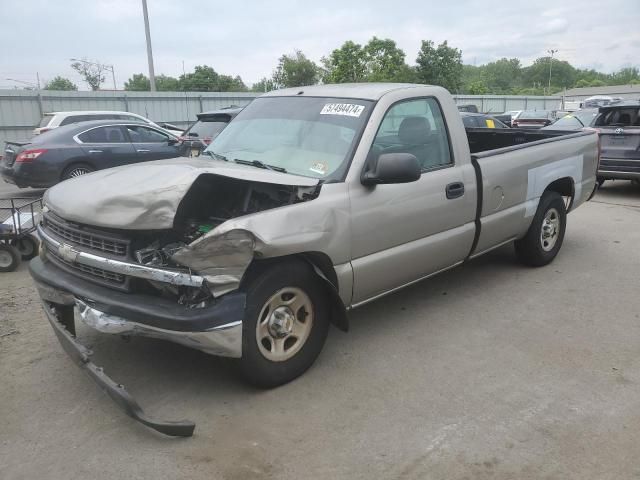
[32,171,322,436]
[130,174,320,303]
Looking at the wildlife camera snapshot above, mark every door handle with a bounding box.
[137,149,151,153]
[88,150,103,153]
[446,182,465,199]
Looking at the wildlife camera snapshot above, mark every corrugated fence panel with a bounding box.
[0,90,563,147]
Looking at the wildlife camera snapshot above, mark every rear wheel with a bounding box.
[62,163,94,181]
[0,243,21,272]
[11,233,39,260]
[515,191,567,267]
[239,259,330,388]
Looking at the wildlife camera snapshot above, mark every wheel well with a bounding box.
[243,252,349,332]
[544,177,575,211]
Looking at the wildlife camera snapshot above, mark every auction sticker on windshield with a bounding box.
[320,103,365,117]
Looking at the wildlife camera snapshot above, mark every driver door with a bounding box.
[349,97,476,305]
[124,125,180,161]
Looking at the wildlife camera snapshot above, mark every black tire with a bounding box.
[11,233,39,260]
[239,259,330,388]
[0,243,22,272]
[597,176,606,188]
[62,163,95,181]
[514,191,567,267]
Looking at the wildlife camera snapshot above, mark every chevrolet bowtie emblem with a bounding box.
[58,243,79,263]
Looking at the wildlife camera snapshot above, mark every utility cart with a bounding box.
[0,197,42,272]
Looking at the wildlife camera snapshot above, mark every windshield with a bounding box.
[205,96,373,180]
[553,110,598,128]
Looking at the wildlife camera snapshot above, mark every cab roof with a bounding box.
[261,83,430,101]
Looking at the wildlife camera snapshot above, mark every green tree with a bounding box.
[273,50,318,88]
[467,80,489,95]
[611,67,639,85]
[156,74,180,91]
[415,40,463,93]
[70,58,106,90]
[179,65,246,91]
[321,41,368,83]
[124,73,150,91]
[521,57,576,93]
[481,58,522,93]
[43,76,77,91]
[363,37,413,82]
[251,77,276,92]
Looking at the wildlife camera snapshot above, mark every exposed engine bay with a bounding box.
[131,174,320,307]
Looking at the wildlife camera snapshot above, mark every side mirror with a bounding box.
[188,132,199,137]
[168,138,179,146]
[361,153,421,186]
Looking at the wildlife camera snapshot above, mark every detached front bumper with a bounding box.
[30,257,247,437]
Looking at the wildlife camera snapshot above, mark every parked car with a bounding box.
[592,101,640,186]
[582,95,623,109]
[512,110,554,128]
[542,109,599,131]
[457,104,479,113]
[503,110,523,127]
[178,106,243,157]
[31,83,597,436]
[34,111,184,137]
[460,112,509,129]
[1,120,180,188]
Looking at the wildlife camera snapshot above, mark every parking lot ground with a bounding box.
[1,182,640,480]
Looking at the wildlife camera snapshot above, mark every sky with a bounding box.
[1,0,639,90]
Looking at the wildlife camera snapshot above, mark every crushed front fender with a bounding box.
[43,301,196,437]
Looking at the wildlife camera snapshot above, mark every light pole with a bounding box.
[70,58,117,90]
[547,49,558,95]
[141,0,157,91]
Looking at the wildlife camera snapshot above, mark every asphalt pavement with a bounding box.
[1,181,640,480]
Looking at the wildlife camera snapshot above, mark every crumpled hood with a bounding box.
[44,157,319,230]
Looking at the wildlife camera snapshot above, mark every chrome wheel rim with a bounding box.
[0,249,13,267]
[256,287,313,362]
[68,167,91,178]
[540,207,560,252]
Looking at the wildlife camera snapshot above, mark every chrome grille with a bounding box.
[47,247,126,285]
[44,213,128,256]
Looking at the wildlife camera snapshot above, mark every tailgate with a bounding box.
[599,127,640,160]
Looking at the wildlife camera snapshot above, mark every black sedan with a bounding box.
[460,112,510,129]
[1,120,180,188]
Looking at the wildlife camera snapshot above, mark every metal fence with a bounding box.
[0,89,563,147]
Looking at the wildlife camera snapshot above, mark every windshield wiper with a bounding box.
[233,159,287,173]
[203,150,228,161]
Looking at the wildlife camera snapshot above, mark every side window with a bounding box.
[126,125,170,143]
[60,115,89,126]
[77,126,126,143]
[372,98,452,171]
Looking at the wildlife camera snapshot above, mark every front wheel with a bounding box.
[515,191,567,267]
[239,259,330,388]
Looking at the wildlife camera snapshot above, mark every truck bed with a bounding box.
[465,128,573,154]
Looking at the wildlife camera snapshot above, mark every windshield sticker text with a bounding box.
[310,162,327,175]
[320,103,365,117]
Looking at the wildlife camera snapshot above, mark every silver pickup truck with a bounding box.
[30,84,598,436]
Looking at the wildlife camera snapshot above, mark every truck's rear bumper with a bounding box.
[598,158,640,180]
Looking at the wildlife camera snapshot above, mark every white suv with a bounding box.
[34,111,183,137]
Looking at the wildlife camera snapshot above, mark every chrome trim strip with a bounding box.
[38,224,204,288]
[76,299,242,358]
